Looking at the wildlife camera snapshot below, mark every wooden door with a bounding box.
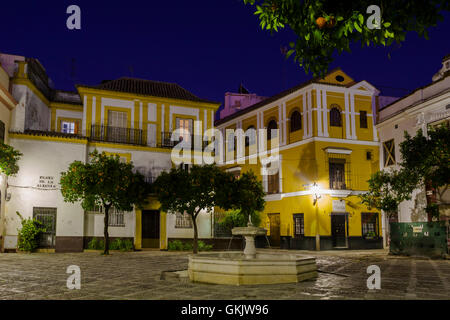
[331,214,347,248]
[142,210,160,248]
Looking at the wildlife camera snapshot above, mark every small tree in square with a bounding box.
[153,164,235,254]
[60,150,151,254]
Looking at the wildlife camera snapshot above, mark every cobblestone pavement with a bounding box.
[0,249,448,300]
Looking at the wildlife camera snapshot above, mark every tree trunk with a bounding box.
[104,205,110,255]
[192,214,198,254]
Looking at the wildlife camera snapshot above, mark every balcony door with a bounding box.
[176,118,193,145]
[107,111,128,143]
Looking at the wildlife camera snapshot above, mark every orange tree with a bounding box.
[242,0,450,76]
[153,164,235,254]
[60,150,151,254]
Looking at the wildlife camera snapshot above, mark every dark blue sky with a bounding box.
[2,1,449,107]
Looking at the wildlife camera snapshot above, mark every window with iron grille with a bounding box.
[87,206,125,227]
[293,214,304,237]
[383,139,396,167]
[360,111,368,128]
[361,212,379,238]
[329,159,346,190]
[0,120,5,143]
[33,207,57,248]
[330,106,342,127]
[290,111,302,132]
[175,212,193,228]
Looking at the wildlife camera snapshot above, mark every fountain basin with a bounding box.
[188,252,317,285]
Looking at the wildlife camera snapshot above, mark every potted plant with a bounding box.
[365,231,377,240]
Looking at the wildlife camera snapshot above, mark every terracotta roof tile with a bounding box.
[77,77,220,105]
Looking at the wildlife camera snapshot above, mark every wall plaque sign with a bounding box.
[36,176,57,189]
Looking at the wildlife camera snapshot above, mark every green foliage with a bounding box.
[242,0,450,77]
[361,125,450,219]
[229,171,265,225]
[400,126,450,191]
[220,209,262,229]
[167,240,213,251]
[0,143,22,176]
[60,150,151,254]
[154,164,235,253]
[360,169,417,217]
[87,238,133,251]
[16,212,46,252]
[87,238,104,250]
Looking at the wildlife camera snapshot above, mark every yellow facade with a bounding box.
[217,69,383,250]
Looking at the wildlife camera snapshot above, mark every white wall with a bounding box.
[4,138,87,248]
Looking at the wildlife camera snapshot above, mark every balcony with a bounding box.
[160,132,209,150]
[90,124,146,146]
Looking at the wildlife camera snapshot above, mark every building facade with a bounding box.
[376,54,450,247]
[0,53,220,252]
[216,68,392,250]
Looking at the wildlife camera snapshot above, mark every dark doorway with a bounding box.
[33,207,57,248]
[268,213,280,247]
[331,214,347,248]
[142,210,160,248]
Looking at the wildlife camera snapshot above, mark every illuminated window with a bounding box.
[61,121,76,134]
[329,159,346,190]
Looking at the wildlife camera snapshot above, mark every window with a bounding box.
[176,118,193,144]
[383,139,396,167]
[360,111,368,128]
[361,212,379,238]
[267,171,280,194]
[330,107,342,127]
[267,120,278,140]
[290,111,302,132]
[293,214,304,237]
[87,206,125,227]
[175,212,193,228]
[108,110,127,128]
[329,159,346,190]
[0,120,4,143]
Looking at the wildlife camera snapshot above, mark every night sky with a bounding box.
[2,1,450,110]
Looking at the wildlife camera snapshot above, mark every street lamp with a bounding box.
[311,182,322,251]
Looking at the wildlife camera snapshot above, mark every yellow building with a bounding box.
[215,69,383,250]
[2,53,220,252]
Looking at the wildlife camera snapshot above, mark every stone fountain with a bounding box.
[188,219,317,285]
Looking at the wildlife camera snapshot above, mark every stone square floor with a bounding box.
[0,249,448,300]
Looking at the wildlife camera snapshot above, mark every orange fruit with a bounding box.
[316,17,326,29]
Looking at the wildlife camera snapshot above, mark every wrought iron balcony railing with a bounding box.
[160,132,210,150]
[90,125,146,146]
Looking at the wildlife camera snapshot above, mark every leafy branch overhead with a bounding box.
[243,0,450,77]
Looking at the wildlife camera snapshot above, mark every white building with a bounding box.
[376,54,450,247]
[0,53,220,252]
